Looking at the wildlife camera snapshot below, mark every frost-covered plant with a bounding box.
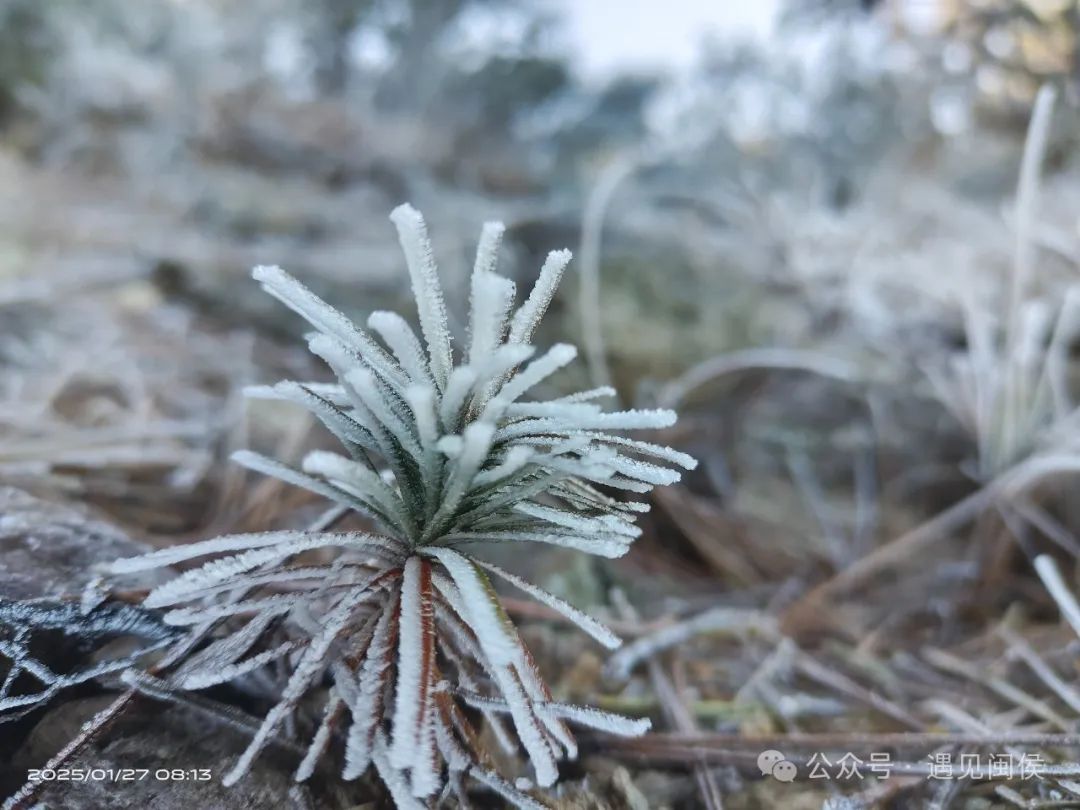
[0,599,179,722]
[917,87,1080,494]
[109,205,695,807]
[786,87,1080,612]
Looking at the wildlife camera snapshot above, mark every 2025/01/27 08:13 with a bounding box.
[26,767,213,782]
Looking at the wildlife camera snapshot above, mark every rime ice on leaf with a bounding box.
[110,204,695,806]
[0,599,180,722]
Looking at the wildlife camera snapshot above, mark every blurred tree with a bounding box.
[917,0,1079,116]
[443,54,569,133]
[0,0,61,122]
[576,76,658,149]
[373,0,563,113]
[779,0,882,24]
[377,0,485,110]
[675,29,906,211]
[789,0,1080,125]
[528,73,659,179]
[305,0,376,95]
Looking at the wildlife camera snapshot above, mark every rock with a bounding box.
[0,487,155,601]
[0,489,174,772]
[0,490,369,807]
[15,696,370,809]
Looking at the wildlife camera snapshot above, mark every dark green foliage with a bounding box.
[0,0,61,121]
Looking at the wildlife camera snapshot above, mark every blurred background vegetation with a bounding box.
[2,0,1077,378]
[5,1,1080,807]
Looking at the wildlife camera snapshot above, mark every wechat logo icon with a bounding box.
[758,750,797,783]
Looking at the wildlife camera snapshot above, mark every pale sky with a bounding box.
[553,0,781,80]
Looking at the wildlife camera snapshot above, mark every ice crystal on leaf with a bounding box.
[109,204,695,807]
